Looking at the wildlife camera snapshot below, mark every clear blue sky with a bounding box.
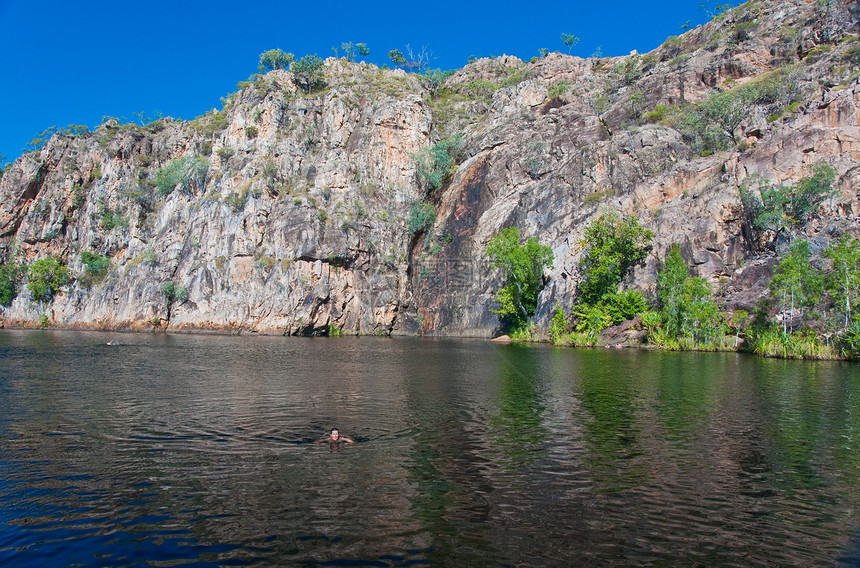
[0,0,718,164]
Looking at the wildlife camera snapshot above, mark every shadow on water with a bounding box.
[1,330,860,566]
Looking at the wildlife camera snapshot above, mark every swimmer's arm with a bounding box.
[341,436,354,443]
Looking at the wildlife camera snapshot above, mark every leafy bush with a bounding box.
[572,302,613,338]
[407,201,436,234]
[161,281,188,306]
[485,227,554,332]
[216,148,234,165]
[412,135,462,193]
[548,303,569,343]
[650,245,727,347]
[423,68,455,90]
[604,290,647,323]
[26,257,69,305]
[641,104,671,124]
[661,35,683,60]
[99,207,129,231]
[189,110,229,138]
[78,251,110,288]
[731,21,758,44]
[155,156,209,196]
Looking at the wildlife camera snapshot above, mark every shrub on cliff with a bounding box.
[412,135,462,194]
[739,162,836,249]
[407,201,436,235]
[78,251,110,288]
[155,156,209,196]
[485,227,554,333]
[26,257,69,306]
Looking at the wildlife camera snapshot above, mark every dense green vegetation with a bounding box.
[485,227,554,335]
[549,212,653,345]
[544,195,860,359]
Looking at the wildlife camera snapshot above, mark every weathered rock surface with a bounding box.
[1,0,858,338]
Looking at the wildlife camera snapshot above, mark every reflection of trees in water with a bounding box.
[576,351,649,493]
[399,341,499,565]
[488,344,548,472]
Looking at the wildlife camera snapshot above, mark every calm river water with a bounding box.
[1,330,860,567]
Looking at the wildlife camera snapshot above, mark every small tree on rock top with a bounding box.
[258,49,294,73]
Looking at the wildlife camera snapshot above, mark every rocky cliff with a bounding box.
[1,0,859,337]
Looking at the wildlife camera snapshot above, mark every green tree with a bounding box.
[258,48,294,73]
[485,227,554,332]
[824,236,860,329]
[655,245,688,336]
[0,262,23,307]
[388,49,407,68]
[336,42,369,61]
[770,240,823,333]
[680,277,724,344]
[561,33,580,54]
[26,257,70,305]
[291,54,325,93]
[653,245,726,346]
[578,211,653,305]
[699,89,746,144]
[161,281,189,307]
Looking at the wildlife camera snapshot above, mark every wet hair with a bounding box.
[330,428,339,434]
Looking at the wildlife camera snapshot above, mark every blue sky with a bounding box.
[0,0,718,164]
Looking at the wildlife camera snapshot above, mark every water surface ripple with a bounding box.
[1,330,859,566]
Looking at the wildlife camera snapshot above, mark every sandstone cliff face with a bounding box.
[1,0,858,337]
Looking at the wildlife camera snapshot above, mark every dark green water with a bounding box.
[1,330,859,567]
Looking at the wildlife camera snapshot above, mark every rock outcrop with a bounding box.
[1,0,858,337]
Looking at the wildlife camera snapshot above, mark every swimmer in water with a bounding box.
[316,428,354,445]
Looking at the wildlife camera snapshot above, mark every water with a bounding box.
[1,330,859,567]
